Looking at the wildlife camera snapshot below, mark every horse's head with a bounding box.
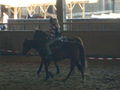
[33,30,49,43]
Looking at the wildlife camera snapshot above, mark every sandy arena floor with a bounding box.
[0,56,120,90]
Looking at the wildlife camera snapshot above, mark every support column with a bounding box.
[79,3,86,19]
[0,6,1,17]
[56,0,66,31]
[112,0,115,13]
[67,3,75,19]
[82,3,85,18]
[14,7,18,19]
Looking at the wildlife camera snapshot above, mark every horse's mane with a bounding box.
[33,30,49,42]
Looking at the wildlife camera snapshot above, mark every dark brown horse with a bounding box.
[22,30,86,81]
[22,39,60,76]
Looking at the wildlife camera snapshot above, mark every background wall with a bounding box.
[8,19,120,31]
[0,31,119,57]
[63,31,120,57]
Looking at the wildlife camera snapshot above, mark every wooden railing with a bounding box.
[63,19,120,31]
[6,19,120,31]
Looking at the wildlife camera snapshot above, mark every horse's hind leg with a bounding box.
[37,60,44,76]
[64,60,75,81]
[43,61,50,80]
[77,63,84,81]
[44,60,54,80]
[54,61,60,74]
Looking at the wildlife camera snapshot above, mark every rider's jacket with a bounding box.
[49,17,61,39]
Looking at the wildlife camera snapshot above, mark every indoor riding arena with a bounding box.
[0,56,120,90]
[0,20,120,90]
[0,0,120,89]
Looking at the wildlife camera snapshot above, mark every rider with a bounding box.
[46,17,62,56]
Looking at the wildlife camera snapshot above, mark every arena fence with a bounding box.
[64,19,120,31]
[8,19,120,31]
[0,18,120,58]
[0,48,120,60]
[8,19,49,31]
[0,31,120,58]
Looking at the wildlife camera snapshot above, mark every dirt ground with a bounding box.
[0,56,120,90]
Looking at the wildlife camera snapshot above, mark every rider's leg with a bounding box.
[46,43,52,55]
[46,37,62,56]
[46,39,56,56]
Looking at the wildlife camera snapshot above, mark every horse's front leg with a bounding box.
[44,60,51,80]
[37,60,44,76]
[54,60,60,74]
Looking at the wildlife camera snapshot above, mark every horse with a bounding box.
[22,30,86,81]
[22,39,60,74]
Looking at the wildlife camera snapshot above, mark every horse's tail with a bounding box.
[77,37,86,72]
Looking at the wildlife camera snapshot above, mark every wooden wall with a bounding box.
[0,31,119,57]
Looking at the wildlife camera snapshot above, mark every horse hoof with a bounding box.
[50,74,54,78]
[49,73,54,78]
[44,77,48,80]
[44,77,49,81]
[48,72,54,78]
[36,71,40,77]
